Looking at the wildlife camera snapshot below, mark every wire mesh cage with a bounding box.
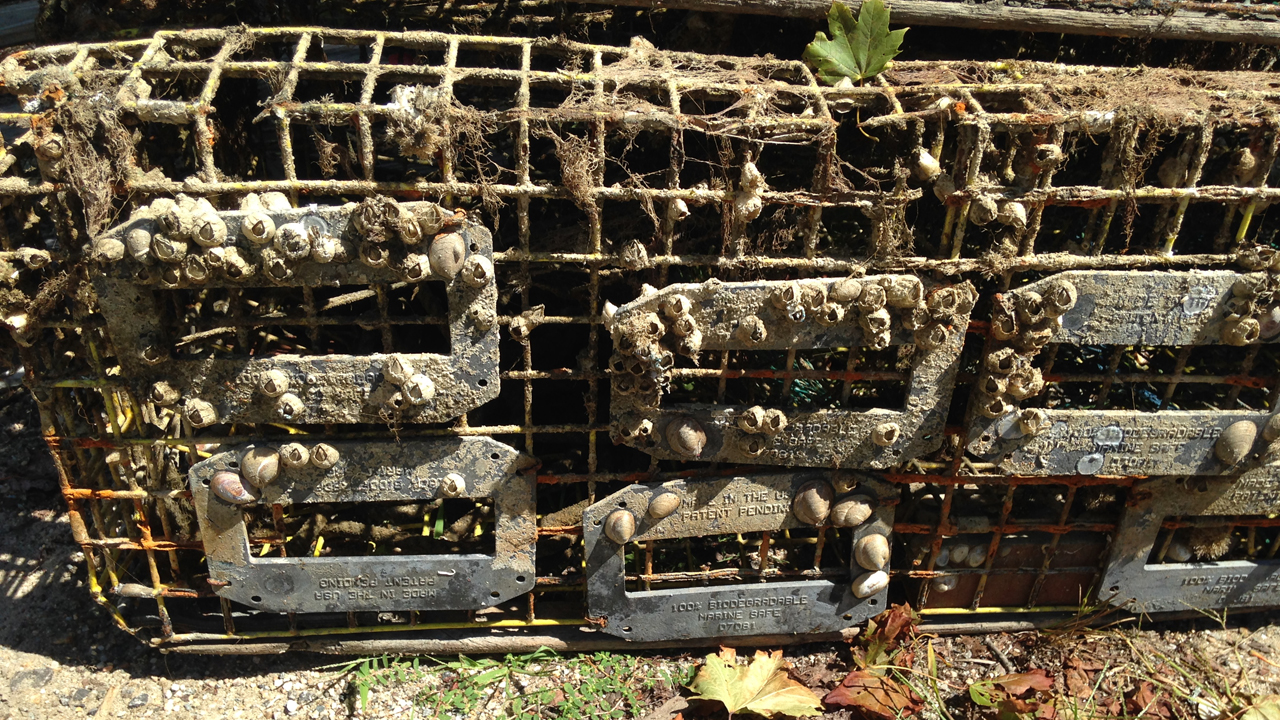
[2,25,1280,651]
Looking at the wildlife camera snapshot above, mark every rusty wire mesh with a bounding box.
[1,27,1280,648]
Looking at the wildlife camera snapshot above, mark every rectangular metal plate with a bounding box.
[609,276,973,469]
[188,437,535,612]
[1044,270,1251,346]
[583,473,895,641]
[973,410,1270,476]
[93,201,499,425]
[969,270,1277,475]
[1099,469,1280,613]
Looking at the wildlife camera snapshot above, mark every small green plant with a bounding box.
[968,670,1055,720]
[804,0,907,86]
[323,654,423,711]
[421,649,683,719]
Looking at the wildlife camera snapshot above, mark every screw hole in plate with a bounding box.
[250,596,262,603]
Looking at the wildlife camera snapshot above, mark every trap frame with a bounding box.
[1,26,1280,652]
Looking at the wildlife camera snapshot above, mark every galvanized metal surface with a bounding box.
[609,276,973,468]
[2,27,1280,650]
[92,202,499,426]
[189,438,536,613]
[582,473,894,640]
[1100,470,1280,613]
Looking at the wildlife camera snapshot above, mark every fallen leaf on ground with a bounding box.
[1125,681,1171,719]
[1064,658,1092,699]
[825,670,922,720]
[996,670,1054,696]
[970,669,1056,720]
[640,696,690,720]
[1243,696,1280,720]
[861,603,921,668]
[687,648,823,718]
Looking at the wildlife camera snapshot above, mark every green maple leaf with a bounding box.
[687,648,824,718]
[803,0,907,85]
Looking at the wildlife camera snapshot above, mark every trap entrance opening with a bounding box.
[243,498,497,558]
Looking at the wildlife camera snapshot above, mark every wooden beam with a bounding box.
[578,0,1280,45]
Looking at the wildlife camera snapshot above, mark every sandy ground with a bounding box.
[3,385,1280,720]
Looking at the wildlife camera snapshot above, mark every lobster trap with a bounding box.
[3,23,1280,653]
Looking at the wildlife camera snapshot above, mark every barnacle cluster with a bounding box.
[94,193,471,287]
[1222,247,1280,345]
[976,278,1078,431]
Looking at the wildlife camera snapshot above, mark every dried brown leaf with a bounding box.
[996,670,1055,697]
[824,670,922,720]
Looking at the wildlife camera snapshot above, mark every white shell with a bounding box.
[648,492,681,519]
[665,417,707,458]
[384,355,415,386]
[1215,420,1258,465]
[461,255,494,287]
[737,406,767,434]
[914,149,941,181]
[1166,541,1193,563]
[949,544,970,564]
[211,471,258,505]
[279,442,310,468]
[871,422,901,447]
[259,369,290,398]
[830,278,862,303]
[792,481,834,525]
[125,228,152,260]
[240,447,280,488]
[94,236,125,262]
[241,211,275,244]
[969,194,999,225]
[934,546,951,567]
[604,510,637,544]
[997,201,1027,229]
[931,576,958,593]
[429,233,467,278]
[403,374,436,405]
[440,473,466,498]
[966,545,988,568]
[829,495,874,527]
[1265,414,1280,443]
[311,443,340,469]
[185,399,218,428]
[851,570,889,599]
[855,534,890,571]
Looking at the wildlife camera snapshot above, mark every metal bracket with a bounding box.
[1099,468,1280,613]
[609,276,973,468]
[93,201,499,425]
[188,437,536,612]
[582,473,895,642]
[969,270,1277,475]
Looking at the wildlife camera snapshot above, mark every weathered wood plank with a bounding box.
[579,0,1280,45]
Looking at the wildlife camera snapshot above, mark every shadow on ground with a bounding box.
[0,389,344,718]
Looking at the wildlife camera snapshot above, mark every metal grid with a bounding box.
[2,27,1280,649]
